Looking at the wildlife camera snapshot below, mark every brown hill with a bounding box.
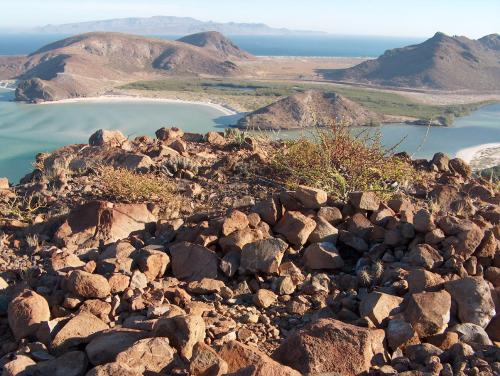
[237,90,385,130]
[328,32,500,91]
[0,32,250,102]
[177,31,253,60]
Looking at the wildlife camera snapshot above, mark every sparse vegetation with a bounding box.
[96,166,182,217]
[0,192,47,222]
[120,78,493,121]
[272,122,415,200]
[162,156,199,177]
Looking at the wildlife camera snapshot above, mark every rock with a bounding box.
[317,206,343,224]
[89,129,127,148]
[2,355,36,376]
[253,289,277,308]
[444,277,496,327]
[54,201,156,250]
[404,343,443,364]
[486,314,500,342]
[187,278,225,294]
[253,197,282,225]
[50,250,86,272]
[67,270,111,299]
[359,292,403,326]
[303,242,344,270]
[222,210,249,236]
[137,248,170,281]
[190,341,228,376]
[219,228,260,253]
[386,319,417,350]
[449,158,472,178]
[154,314,206,359]
[86,363,142,376]
[349,191,380,211]
[405,244,443,269]
[339,231,368,252]
[308,217,339,243]
[108,273,130,293]
[239,238,288,274]
[413,209,435,233]
[205,131,226,145]
[0,177,9,189]
[404,291,451,337]
[273,318,386,375]
[8,289,50,340]
[220,340,301,376]
[220,251,240,277]
[129,270,148,290]
[274,211,316,246]
[115,337,177,374]
[451,323,493,345]
[156,126,184,141]
[51,312,108,352]
[86,329,148,365]
[293,185,327,209]
[169,242,218,281]
[407,269,444,294]
[431,152,450,172]
[79,299,112,323]
[31,351,88,376]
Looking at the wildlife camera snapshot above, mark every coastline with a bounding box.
[38,95,239,116]
[456,143,500,170]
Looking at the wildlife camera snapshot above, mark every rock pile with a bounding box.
[0,127,499,375]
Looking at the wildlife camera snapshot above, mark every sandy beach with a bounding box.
[456,143,500,170]
[39,95,238,116]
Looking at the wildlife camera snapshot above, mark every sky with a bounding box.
[1,0,499,38]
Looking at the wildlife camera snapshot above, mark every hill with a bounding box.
[0,32,251,102]
[177,31,253,60]
[328,32,500,91]
[33,15,324,36]
[237,90,386,130]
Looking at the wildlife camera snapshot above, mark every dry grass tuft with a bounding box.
[96,166,182,217]
[272,122,415,200]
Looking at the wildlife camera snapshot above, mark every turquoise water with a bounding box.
[0,34,424,57]
[0,88,499,182]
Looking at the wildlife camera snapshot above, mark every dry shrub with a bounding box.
[96,166,182,217]
[273,123,414,200]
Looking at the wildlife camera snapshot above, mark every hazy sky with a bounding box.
[1,0,499,38]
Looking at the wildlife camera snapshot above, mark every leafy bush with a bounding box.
[96,166,182,217]
[272,123,414,200]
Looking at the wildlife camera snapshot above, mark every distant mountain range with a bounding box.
[33,16,324,36]
[0,31,252,102]
[328,32,500,91]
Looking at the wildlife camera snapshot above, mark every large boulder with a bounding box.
[89,129,128,148]
[404,290,451,337]
[274,211,316,246]
[169,242,218,281]
[115,337,177,373]
[303,242,344,270]
[239,238,288,274]
[154,314,206,360]
[54,201,156,250]
[86,329,148,365]
[444,277,496,327]
[8,289,50,340]
[220,340,301,376]
[51,312,108,352]
[273,318,386,375]
[67,270,111,299]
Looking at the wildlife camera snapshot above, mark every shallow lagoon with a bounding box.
[0,88,499,182]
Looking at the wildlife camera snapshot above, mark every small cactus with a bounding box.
[372,260,384,281]
[162,157,199,177]
[357,268,372,287]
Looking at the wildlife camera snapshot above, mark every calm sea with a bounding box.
[0,33,424,57]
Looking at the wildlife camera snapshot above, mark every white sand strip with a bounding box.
[455,143,500,164]
[38,95,238,116]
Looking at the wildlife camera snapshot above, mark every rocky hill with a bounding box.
[237,90,386,130]
[0,126,499,375]
[0,32,251,103]
[177,31,253,60]
[33,15,322,36]
[328,32,500,91]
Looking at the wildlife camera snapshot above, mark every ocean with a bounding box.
[0,33,424,57]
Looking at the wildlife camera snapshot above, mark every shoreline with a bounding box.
[38,95,239,116]
[456,143,500,170]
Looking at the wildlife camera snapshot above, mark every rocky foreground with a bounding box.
[0,127,499,376]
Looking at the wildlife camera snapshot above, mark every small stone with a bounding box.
[253,289,277,308]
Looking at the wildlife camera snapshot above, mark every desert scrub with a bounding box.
[272,124,414,200]
[0,192,47,223]
[96,166,182,217]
